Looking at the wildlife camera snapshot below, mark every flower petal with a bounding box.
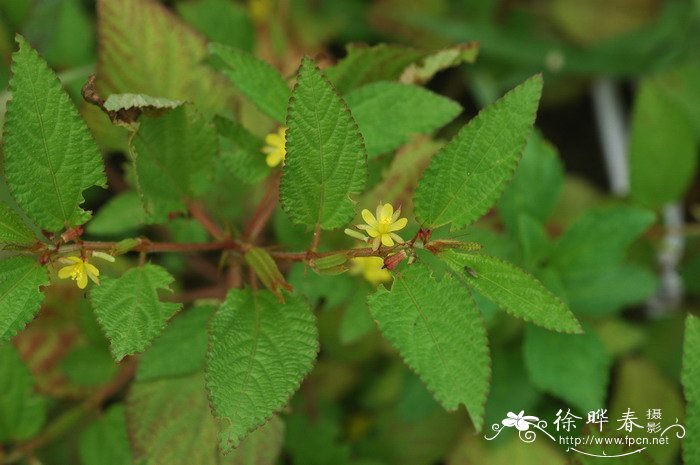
[380,203,393,222]
[58,265,75,279]
[266,150,284,167]
[361,209,378,227]
[515,419,530,431]
[372,237,381,251]
[381,234,394,247]
[389,233,404,244]
[265,133,283,147]
[85,262,100,277]
[502,418,518,427]
[77,272,88,289]
[366,228,380,238]
[389,217,408,232]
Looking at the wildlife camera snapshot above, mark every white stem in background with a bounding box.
[591,78,684,314]
[591,78,629,196]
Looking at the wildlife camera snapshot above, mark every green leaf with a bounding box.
[177,0,254,52]
[209,43,290,122]
[414,75,543,229]
[86,191,146,236]
[630,79,697,207]
[523,324,611,413]
[97,0,232,116]
[683,314,700,465]
[79,405,132,465]
[440,251,582,333]
[103,93,184,113]
[128,372,285,465]
[325,43,425,94]
[550,206,655,274]
[137,305,215,382]
[61,345,118,386]
[89,264,182,361]
[280,57,368,230]
[3,35,106,232]
[0,341,46,442]
[499,132,564,234]
[516,214,551,268]
[132,105,218,222]
[345,82,462,158]
[0,201,35,245]
[0,256,49,341]
[206,289,318,451]
[367,263,490,430]
[214,116,268,184]
[561,265,657,316]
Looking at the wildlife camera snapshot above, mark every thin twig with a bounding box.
[188,201,227,241]
[244,172,280,241]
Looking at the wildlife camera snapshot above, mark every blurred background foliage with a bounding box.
[1,0,700,464]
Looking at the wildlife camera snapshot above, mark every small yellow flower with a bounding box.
[57,256,100,289]
[262,126,287,167]
[57,252,115,290]
[347,203,408,251]
[248,0,272,24]
[351,256,392,286]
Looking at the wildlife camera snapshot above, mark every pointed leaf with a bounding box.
[280,57,367,230]
[440,251,582,333]
[367,263,490,430]
[0,201,35,245]
[414,75,543,229]
[131,105,218,222]
[214,115,268,184]
[400,43,479,85]
[0,256,48,341]
[209,43,290,122]
[89,264,182,361]
[3,35,106,232]
[206,289,318,451]
[103,93,184,113]
[345,82,462,158]
[684,314,700,465]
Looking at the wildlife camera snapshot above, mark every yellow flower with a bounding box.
[57,252,115,290]
[351,256,392,286]
[57,256,100,289]
[248,0,272,24]
[262,126,287,167]
[349,203,408,251]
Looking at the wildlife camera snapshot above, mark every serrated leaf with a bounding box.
[523,324,611,413]
[206,289,318,451]
[280,57,367,230]
[325,43,425,94]
[630,79,697,207]
[414,75,543,229]
[0,201,35,245]
[367,263,490,430]
[210,43,290,122]
[214,115,268,184]
[89,264,182,361]
[3,35,106,232]
[683,314,700,465]
[440,251,582,333]
[550,206,655,274]
[103,93,184,113]
[96,0,232,116]
[128,372,284,465]
[137,305,214,382]
[0,341,47,442]
[0,256,49,341]
[79,405,132,465]
[132,105,218,222]
[345,82,462,158]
